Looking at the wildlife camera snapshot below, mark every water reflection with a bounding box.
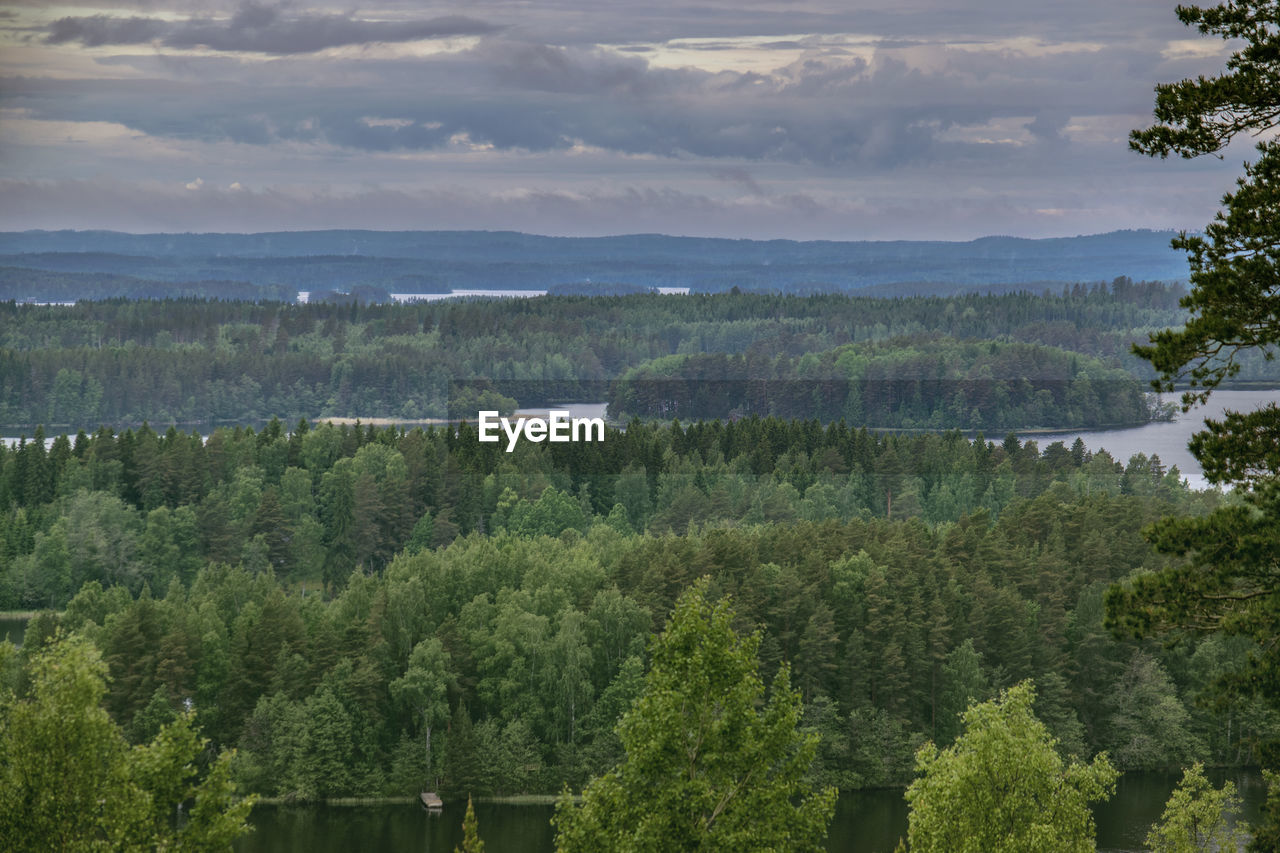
[1019,388,1280,490]
[234,772,1266,853]
[0,617,26,647]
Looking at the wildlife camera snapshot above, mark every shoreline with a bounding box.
[249,793,576,808]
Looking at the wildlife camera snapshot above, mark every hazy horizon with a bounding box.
[0,225,1183,241]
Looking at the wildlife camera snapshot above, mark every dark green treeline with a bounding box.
[6,280,1262,426]
[610,339,1158,428]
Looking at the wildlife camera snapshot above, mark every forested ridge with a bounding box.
[2,416,1273,803]
[0,228,1191,293]
[5,280,1273,427]
[609,339,1160,428]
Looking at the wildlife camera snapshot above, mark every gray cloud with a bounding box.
[4,0,1252,238]
[46,3,499,54]
[708,167,766,196]
[8,33,1176,171]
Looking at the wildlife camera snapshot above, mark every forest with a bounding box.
[2,416,1273,804]
[4,279,1273,427]
[608,339,1161,428]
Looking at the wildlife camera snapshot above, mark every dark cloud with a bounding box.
[46,3,500,54]
[482,42,697,97]
[47,15,167,46]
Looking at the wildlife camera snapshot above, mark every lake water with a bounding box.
[511,403,610,422]
[0,616,27,646]
[297,290,549,304]
[1017,388,1280,490]
[235,769,1266,853]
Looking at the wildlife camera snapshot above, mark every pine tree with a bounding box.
[455,795,486,853]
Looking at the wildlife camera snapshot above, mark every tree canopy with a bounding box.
[0,633,254,852]
[902,681,1117,853]
[552,579,836,853]
[1145,762,1249,853]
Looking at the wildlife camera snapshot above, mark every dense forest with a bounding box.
[6,279,1272,427]
[0,267,298,303]
[3,417,1273,803]
[609,339,1161,428]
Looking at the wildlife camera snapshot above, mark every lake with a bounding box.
[0,615,27,646]
[235,769,1266,853]
[297,290,549,304]
[1015,387,1280,490]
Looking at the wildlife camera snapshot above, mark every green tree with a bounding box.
[1145,762,1249,853]
[390,637,454,788]
[1129,2,1280,455]
[443,701,487,798]
[936,638,989,746]
[553,579,836,853]
[1253,771,1280,853]
[1115,5,1280,846]
[1104,651,1204,771]
[903,681,1117,853]
[0,633,254,851]
[455,794,486,853]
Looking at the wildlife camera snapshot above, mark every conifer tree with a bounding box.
[455,795,486,853]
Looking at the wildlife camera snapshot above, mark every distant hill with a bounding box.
[0,229,1189,298]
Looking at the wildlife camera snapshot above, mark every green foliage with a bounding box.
[1251,770,1280,853]
[1130,0,1280,427]
[1104,651,1204,770]
[936,638,989,746]
[390,637,454,789]
[553,580,836,852]
[0,633,254,852]
[612,339,1159,430]
[456,795,486,853]
[0,280,1223,426]
[903,681,1117,853]
[0,413,1259,803]
[1108,480,1280,707]
[1145,762,1249,853]
[1127,0,1280,474]
[1114,5,1280,843]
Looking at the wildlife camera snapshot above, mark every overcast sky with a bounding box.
[0,0,1254,239]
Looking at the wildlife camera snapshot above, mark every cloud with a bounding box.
[6,33,1169,170]
[46,3,500,55]
[709,167,765,196]
[6,0,1252,239]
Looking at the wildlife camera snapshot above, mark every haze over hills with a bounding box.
[0,229,1188,301]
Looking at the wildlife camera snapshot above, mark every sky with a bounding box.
[0,0,1257,239]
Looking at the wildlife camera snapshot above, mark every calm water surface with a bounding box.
[1019,388,1280,489]
[235,770,1266,853]
[0,616,26,646]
